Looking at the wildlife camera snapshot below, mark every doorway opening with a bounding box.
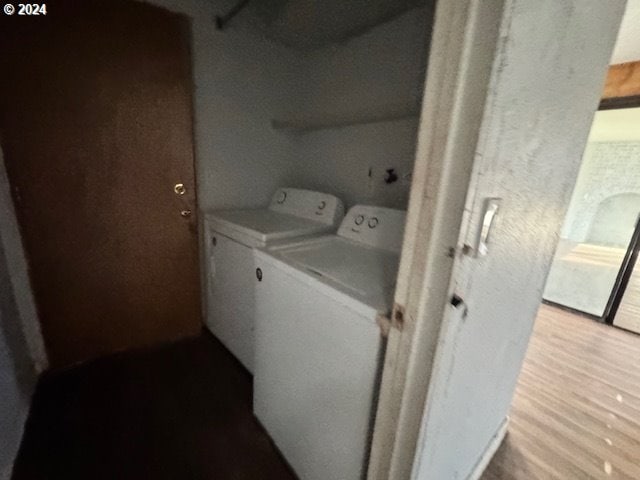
[543,105,640,335]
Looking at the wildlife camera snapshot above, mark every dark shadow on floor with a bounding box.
[12,332,297,480]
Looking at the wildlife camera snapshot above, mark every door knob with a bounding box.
[174,183,186,195]
[180,210,192,218]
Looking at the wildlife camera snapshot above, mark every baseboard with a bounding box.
[467,416,509,480]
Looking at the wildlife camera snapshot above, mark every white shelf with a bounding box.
[271,108,420,133]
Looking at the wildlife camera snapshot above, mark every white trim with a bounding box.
[367,0,507,478]
[467,418,509,480]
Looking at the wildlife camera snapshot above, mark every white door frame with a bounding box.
[368,0,507,478]
[368,0,627,479]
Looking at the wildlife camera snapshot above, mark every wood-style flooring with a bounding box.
[12,333,297,480]
[483,304,640,480]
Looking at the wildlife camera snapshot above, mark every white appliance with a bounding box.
[253,205,406,480]
[204,188,344,372]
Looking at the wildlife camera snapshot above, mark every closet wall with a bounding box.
[195,27,302,210]
[289,7,432,208]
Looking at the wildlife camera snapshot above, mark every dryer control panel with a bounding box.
[338,205,406,252]
[269,188,345,226]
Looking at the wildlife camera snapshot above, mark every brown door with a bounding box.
[0,0,201,368]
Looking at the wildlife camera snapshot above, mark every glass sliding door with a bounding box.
[614,261,640,332]
[610,216,640,333]
[543,107,640,317]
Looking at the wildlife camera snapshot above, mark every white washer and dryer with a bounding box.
[204,188,344,372]
[253,205,406,480]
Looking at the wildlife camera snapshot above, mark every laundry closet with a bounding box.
[195,1,433,479]
[195,0,432,213]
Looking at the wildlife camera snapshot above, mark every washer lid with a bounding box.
[207,209,334,246]
[267,236,400,305]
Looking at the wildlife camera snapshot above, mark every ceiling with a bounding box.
[223,0,427,50]
[222,0,638,61]
[611,0,640,64]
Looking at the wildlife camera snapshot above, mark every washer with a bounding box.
[253,205,406,480]
[204,188,344,372]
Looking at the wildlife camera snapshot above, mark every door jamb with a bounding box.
[367,0,508,478]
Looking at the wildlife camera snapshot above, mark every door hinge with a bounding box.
[391,303,405,331]
[376,303,406,337]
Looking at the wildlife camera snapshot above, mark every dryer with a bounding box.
[253,205,406,480]
[204,188,344,372]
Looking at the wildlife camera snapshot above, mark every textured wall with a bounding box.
[290,7,432,209]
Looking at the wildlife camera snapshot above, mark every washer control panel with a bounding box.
[269,188,345,226]
[338,205,406,252]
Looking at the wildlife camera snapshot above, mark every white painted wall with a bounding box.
[289,7,432,209]
[290,119,420,209]
[192,24,302,210]
[296,7,430,120]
